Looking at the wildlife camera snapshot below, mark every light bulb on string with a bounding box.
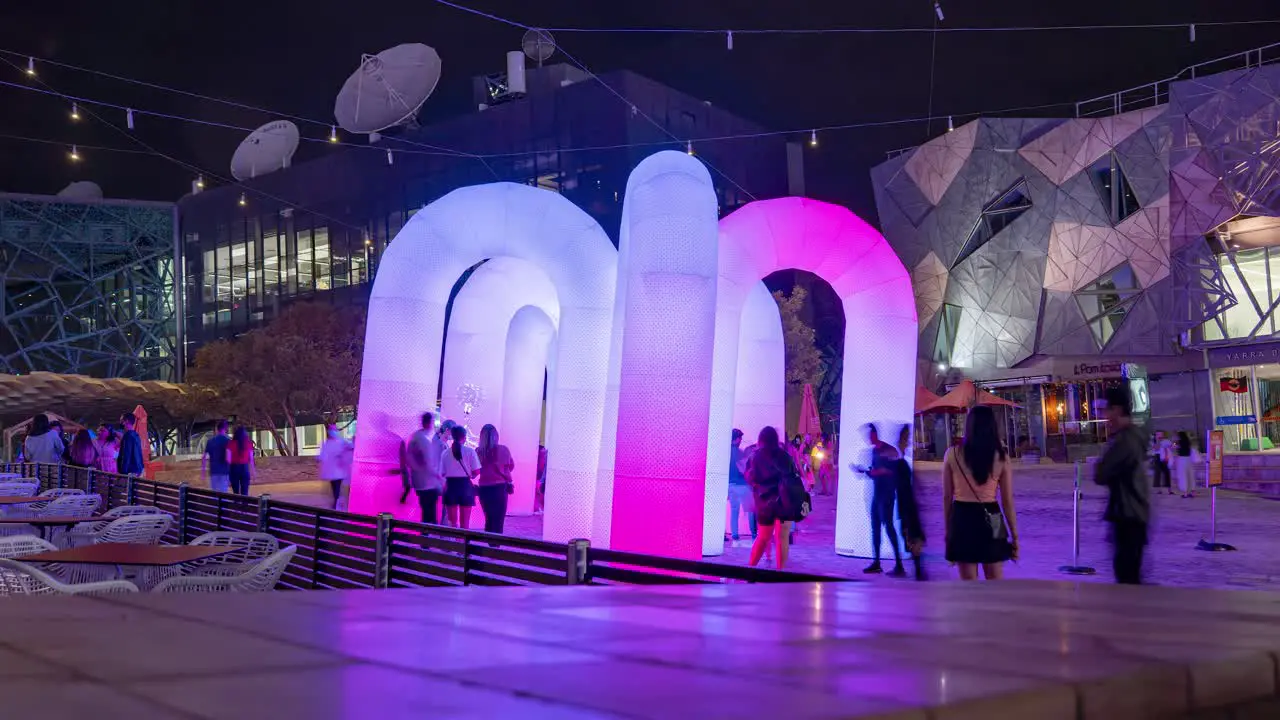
[726,31,733,50]
[68,145,80,162]
[195,175,205,190]
[70,103,80,121]
[809,129,818,147]
[947,115,954,132]
[238,193,246,207]
[126,108,134,130]
[1190,24,1196,42]
[329,126,338,143]
[686,140,694,155]
[934,1,944,21]
[25,57,34,76]
[386,149,393,166]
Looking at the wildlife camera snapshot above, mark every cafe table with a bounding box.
[0,515,101,541]
[23,543,238,586]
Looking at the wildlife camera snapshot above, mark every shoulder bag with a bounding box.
[952,453,1008,542]
[777,455,813,522]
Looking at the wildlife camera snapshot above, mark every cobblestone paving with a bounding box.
[270,464,1280,590]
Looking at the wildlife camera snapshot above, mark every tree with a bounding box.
[773,287,824,390]
[186,302,365,455]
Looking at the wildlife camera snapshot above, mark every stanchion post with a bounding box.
[1197,430,1237,552]
[257,493,271,532]
[373,512,392,589]
[567,538,590,585]
[177,482,189,542]
[1059,461,1096,575]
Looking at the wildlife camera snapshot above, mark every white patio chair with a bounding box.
[83,514,172,546]
[0,482,38,497]
[151,545,296,593]
[187,531,279,574]
[0,558,138,596]
[66,506,171,547]
[37,495,103,547]
[0,535,57,558]
[26,488,85,512]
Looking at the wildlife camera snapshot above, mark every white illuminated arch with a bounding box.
[609,151,720,558]
[352,183,616,545]
[732,282,786,450]
[440,257,560,520]
[708,197,917,558]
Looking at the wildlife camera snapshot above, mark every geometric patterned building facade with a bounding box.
[0,193,178,382]
[872,59,1280,378]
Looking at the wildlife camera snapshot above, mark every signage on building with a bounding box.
[1207,341,1280,369]
[1215,414,1257,426]
[1122,363,1150,426]
[1207,430,1224,487]
[1219,377,1250,393]
[1066,360,1125,378]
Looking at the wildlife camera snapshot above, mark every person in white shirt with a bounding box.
[407,413,447,524]
[317,423,354,509]
[438,424,480,529]
[23,414,64,465]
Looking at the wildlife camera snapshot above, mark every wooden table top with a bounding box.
[0,515,101,525]
[0,496,45,505]
[23,543,236,566]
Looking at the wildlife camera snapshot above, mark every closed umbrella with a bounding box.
[132,404,152,478]
[797,383,822,439]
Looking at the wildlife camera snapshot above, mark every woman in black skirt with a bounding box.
[943,406,1019,580]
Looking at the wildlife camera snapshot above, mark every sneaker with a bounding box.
[887,564,908,578]
[863,562,883,574]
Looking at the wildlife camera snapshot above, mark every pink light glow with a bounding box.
[713,197,917,558]
[610,151,720,559]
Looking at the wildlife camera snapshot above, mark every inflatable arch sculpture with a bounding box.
[354,152,916,560]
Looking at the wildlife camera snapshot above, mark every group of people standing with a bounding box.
[400,413,518,534]
[1149,430,1200,498]
[22,412,146,476]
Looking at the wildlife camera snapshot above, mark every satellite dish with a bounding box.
[334,43,442,135]
[230,120,300,181]
[56,181,103,202]
[522,29,555,65]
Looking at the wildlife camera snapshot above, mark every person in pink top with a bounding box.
[475,424,515,534]
[942,406,1020,581]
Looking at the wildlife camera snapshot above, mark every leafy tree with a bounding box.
[773,287,824,389]
[186,302,365,455]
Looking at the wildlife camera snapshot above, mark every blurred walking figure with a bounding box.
[892,425,926,580]
[854,424,905,577]
[533,445,547,515]
[407,413,446,524]
[439,425,480,529]
[476,424,515,534]
[726,429,756,542]
[1174,431,1199,499]
[228,426,255,495]
[23,414,64,465]
[1095,387,1150,585]
[943,407,1019,581]
[318,423,354,509]
[747,426,794,569]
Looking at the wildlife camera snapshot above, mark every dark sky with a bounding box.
[2,0,1278,220]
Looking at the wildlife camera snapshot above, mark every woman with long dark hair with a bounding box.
[942,406,1019,580]
[894,425,926,580]
[68,429,99,469]
[438,425,480,528]
[228,426,256,495]
[475,424,515,534]
[747,426,795,570]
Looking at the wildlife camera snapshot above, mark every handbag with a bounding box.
[953,454,1008,542]
[777,457,813,522]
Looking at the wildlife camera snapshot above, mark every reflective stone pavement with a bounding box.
[7,580,1280,719]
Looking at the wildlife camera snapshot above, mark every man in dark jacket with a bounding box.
[117,412,146,476]
[1094,387,1151,584]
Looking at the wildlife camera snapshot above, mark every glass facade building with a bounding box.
[178,66,789,364]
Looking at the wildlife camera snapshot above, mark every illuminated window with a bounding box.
[954,180,1032,268]
[1074,262,1140,347]
[1089,152,1140,224]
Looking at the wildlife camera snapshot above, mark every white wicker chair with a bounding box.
[66,506,171,547]
[0,482,38,497]
[187,532,279,574]
[151,545,296,594]
[39,494,102,518]
[0,558,138,596]
[0,535,56,558]
[83,514,172,546]
[26,488,85,512]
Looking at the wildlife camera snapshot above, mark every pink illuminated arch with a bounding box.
[351,183,616,544]
[707,197,917,557]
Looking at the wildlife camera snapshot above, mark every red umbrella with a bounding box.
[914,385,944,414]
[920,380,1019,413]
[797,383,822,438]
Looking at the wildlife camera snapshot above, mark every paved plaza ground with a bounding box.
[262,462,1280,590]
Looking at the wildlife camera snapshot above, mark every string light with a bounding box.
[726,31,733,50]
[1190,23,1196,42]
[329,125,338,143]
[686,140,694,155]
[24,57,34,75]
[195,174,205,189]
[238,192,246,207]
[68,145,80,161]
[126,108,134,130]
[947,115,954,132]
[386,149,394,166]
[809,129,818,147]
[70,103,79,121]
[934,2,945,22]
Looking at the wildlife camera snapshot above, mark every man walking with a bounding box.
[1095,387,1151,584]
[201,420,232,493]
[117,412,145,476]
[726,429,756,543]
[406,412,446,524]
[857,423,905,577]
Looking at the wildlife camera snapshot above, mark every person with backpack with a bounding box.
[746,426,803,570]
[853,423,906,577]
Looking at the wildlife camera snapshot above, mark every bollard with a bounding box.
[1059,462,1096,575]
[256,493,271,532]
[566,538,590,585]
[374,512,392,589]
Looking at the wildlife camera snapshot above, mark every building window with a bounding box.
[953,180,1032,268]
[314,226,331,291]
[1074,262,1140,348]
[933,303,963,364]
[1089,152,1140,224]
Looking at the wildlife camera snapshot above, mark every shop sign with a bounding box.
[1207,430,1224,487]
[1215,414,1257,426]
[1207,340,1280,368]
[1065,360,1124,378]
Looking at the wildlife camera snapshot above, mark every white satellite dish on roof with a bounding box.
[334,43,442,135]
[522,29,555,66]
[230,120,300,181]
[56,181,103,202]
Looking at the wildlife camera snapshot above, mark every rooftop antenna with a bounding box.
[230,120,300,181]
[521,29,556,67]
[334,43,442,143]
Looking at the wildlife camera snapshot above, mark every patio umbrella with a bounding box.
[133,404,152,477]
[920,380,1019,413]
[797,383,822,439]
[914,385,944,414]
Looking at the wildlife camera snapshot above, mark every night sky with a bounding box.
[1,0,1278,221]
